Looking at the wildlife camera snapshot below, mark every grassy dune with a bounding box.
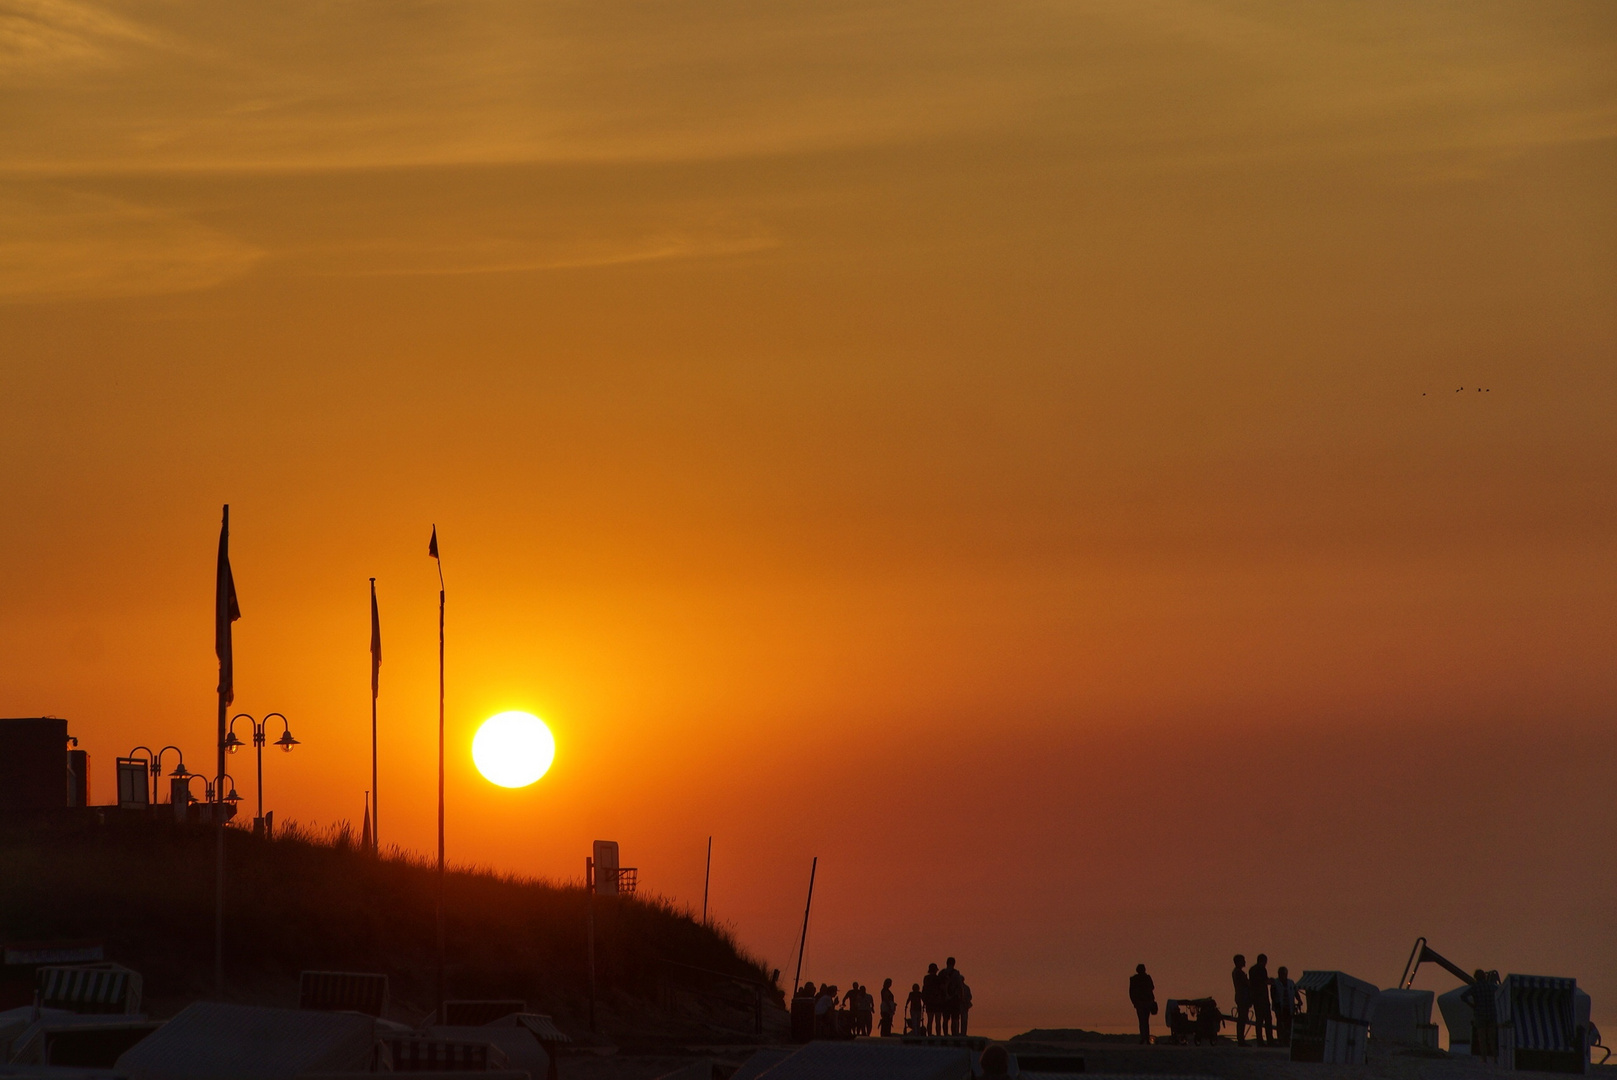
[0,814,781,1042]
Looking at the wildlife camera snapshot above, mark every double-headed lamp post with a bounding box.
[125,745,191,804]
[177,772,241,815]
[153,745,191,804]
[224,712,298,835]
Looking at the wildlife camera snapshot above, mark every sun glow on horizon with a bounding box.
[472,710,555,788]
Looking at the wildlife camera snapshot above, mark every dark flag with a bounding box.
[361,793,372,850]
[215,505,242,706]
[428,525,439,560]
[370,579,382,699]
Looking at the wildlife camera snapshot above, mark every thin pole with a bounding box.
[586,857,597,1032]
[213,503,232,1002]
[214,690,225,999]
[702,837,712,925]
[370,578,379,853]
[436,583,445,1019]
[792,856,817,994]
[255,722,264,827]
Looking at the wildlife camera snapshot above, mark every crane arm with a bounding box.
[1401,937,1476,989]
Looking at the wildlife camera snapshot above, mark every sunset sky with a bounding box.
[3,0,1615,1038]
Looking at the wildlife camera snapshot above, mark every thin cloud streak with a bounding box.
[0,0,1609,176]
[0,182,261,301]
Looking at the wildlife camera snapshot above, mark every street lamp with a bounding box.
[227,712,297,836]
[123,746,155,805]
[153,746,189,804]
[175,772,211,820]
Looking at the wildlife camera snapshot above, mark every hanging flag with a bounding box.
[428,525,439,560]
[361,793,373,850]
[215,505,242,706]
[370,579,382,699]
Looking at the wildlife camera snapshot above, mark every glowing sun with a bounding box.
[472,710,555,788]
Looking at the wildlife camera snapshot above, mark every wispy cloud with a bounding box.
[0,0,157,74]
[2,0,1606,177]
[0,1,1608,298]
[0,183,261,301]
[330,229,780,278]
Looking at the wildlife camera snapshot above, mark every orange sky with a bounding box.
[3,0,1616,1039]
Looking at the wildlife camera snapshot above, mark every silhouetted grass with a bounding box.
[0,812,777,1040]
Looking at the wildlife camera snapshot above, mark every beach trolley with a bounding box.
[1291,970,1379,1064]
[1163,998,1223,1044]
[1497,975,1586,1074]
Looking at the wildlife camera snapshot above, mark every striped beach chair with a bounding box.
[1498,974,1584,1074]
[36,964,142,1015]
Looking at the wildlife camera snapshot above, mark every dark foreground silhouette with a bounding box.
[0,814,780,1043]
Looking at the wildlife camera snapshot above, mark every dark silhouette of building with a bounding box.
[0,717,74,812]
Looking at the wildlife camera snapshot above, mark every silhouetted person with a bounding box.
[922,963,942,1034]
[1231,954,1252,1046]
[960,980,972,1035]
[942,957,964,1035]
[815,983,837,1038]
[979,1044,1011,1076]
[880,978,897,1037]
[856,984,874,1036]
[1249,954,1272,1045]
[906,982,925,1034]
[1462,970,1500,1062]
[1129,964,1157,1045]
[1273,966,1297,1046]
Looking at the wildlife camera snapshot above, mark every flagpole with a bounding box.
[431,527,446,1021]
[436,580,444,1016]
[215,683,225,999]
[213,502,238,1002]
[370,578,379,854]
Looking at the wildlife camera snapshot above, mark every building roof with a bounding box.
[746,1041,970,1080]
[730,1048,796,1080]
[115,1002,377,1080]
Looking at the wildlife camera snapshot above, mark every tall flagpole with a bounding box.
[369,578,381,854]
[214,504,241,1001]
[429,526,445,1019]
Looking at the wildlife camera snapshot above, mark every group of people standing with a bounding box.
[795,957,972,1040]
[905,958,972,1035]
[1231,953,1299,1047]
[1126,953,1301,1047]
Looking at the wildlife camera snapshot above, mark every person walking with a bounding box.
[1273,966,1298,1046]
[1129,964,1157,1045]
[906,982,925,1035]
[1249,954,1272,1046]
[1231,954,1253,1047]
[880,978,897,1037]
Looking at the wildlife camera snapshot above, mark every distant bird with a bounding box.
[1457,387,1463,392]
